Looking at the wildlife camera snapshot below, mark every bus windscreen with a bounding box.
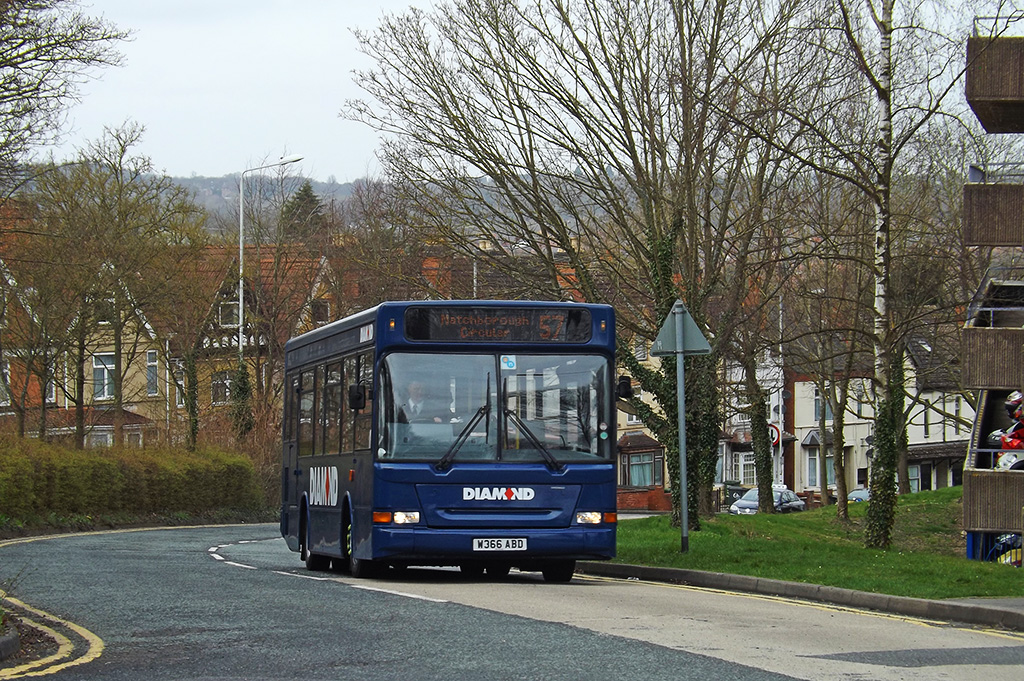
[404,307,592,343]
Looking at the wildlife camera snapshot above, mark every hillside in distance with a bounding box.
[172,174,357,216]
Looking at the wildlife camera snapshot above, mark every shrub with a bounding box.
[0,435,264,522]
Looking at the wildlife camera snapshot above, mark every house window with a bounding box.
[172,360,186,409]
[0,361,9,406]
[212,370,232,405]
[633,339,648,361]
[621,451,663,487]
[813,388,833,422]
[174,367,185,408]
[625,387,643,425]
[311,299,331,326]
[96,298,115,325]
[126,432,143,447]
[44,376,56,404]
[87,431,113,448]
[807,447,835,488]
[908,464,921,493]
[93,354,115,400]
[955,396,962,434]
[923,401,931,438]
[147,351,159,396]
[732,451,757,486]
[219,301,239,328]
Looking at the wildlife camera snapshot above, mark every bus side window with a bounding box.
[285,374,298,443]
[298,370,315,457]
[342,355,356,454]
[314,365,326,455]
[323,362,342,456]
[354,350,373,450]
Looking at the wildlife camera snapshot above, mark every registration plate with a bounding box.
[473,537,527,551]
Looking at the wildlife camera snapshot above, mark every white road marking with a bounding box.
[349,585,448,603]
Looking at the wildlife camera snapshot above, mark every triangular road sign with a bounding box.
[650,300,711,356]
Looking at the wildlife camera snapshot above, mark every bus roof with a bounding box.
[285,299,612,356]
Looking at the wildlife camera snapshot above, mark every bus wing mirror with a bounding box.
[616,376,633,399]
[348,384,366,411]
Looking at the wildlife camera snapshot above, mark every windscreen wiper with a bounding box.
[504,408,564,472]
[435,373,491,472]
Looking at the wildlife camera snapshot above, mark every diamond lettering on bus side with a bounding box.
[505,487,515,500]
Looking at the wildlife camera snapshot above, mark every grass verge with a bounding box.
[616,486,1024,600]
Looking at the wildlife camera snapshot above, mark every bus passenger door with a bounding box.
[281,373,301,550]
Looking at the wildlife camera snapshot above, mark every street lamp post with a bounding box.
[237,155,303,364]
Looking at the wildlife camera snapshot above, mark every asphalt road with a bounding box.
[1,524,1023,680]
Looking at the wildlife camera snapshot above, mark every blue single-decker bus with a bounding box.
[280,300,623,582]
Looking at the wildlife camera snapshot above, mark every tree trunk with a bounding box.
[746,367,774,514]
[864,0,898,550]
[817,382,832,508]
[74,327,86,450]
[112,303,124,446]
[185,350,199,451]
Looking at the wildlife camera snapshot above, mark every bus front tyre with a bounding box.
[460,563,485,578]
[345,515,378,578]
[304,522,331,571]
[485,563,511,579]
[541,560,575,583]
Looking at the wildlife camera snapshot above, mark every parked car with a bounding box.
[728,486,806,515]
[847,488,870,503]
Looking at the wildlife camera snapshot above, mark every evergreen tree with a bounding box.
[281,180,324,240]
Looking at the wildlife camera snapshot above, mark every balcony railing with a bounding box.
[966,33,1024,133]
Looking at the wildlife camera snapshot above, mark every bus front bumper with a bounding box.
[369,525,616,563]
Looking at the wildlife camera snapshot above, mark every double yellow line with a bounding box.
[0,593,104,679]
[1,534,108,678]
[0,524,259,677]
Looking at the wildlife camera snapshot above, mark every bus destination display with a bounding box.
[405,307,592,343]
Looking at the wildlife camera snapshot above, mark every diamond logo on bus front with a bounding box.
[463,487,536,501]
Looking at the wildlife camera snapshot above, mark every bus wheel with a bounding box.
[304,523,330,571]
[485,563,511,579]
[460,563,485,578]
[344,514,377,578]
[299,511,308,563]
[541,560,576,583]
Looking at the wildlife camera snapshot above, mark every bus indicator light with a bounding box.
[372,511,393,524]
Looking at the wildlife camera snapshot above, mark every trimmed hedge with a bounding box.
[0,436,264,520]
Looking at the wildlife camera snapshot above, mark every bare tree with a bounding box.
[347,0,820,527]
[0,0,125,192]
[28,123,206,446]
[733,0,1013,547]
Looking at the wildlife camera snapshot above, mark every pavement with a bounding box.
[576,561,1024,631]
[579,514,1024,632]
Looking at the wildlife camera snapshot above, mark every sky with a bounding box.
[40,1,433,183]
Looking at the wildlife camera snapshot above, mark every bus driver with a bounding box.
[398,380,448,424]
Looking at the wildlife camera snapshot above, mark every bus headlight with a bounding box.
[576,511,603,524]
[393,511,421,524]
